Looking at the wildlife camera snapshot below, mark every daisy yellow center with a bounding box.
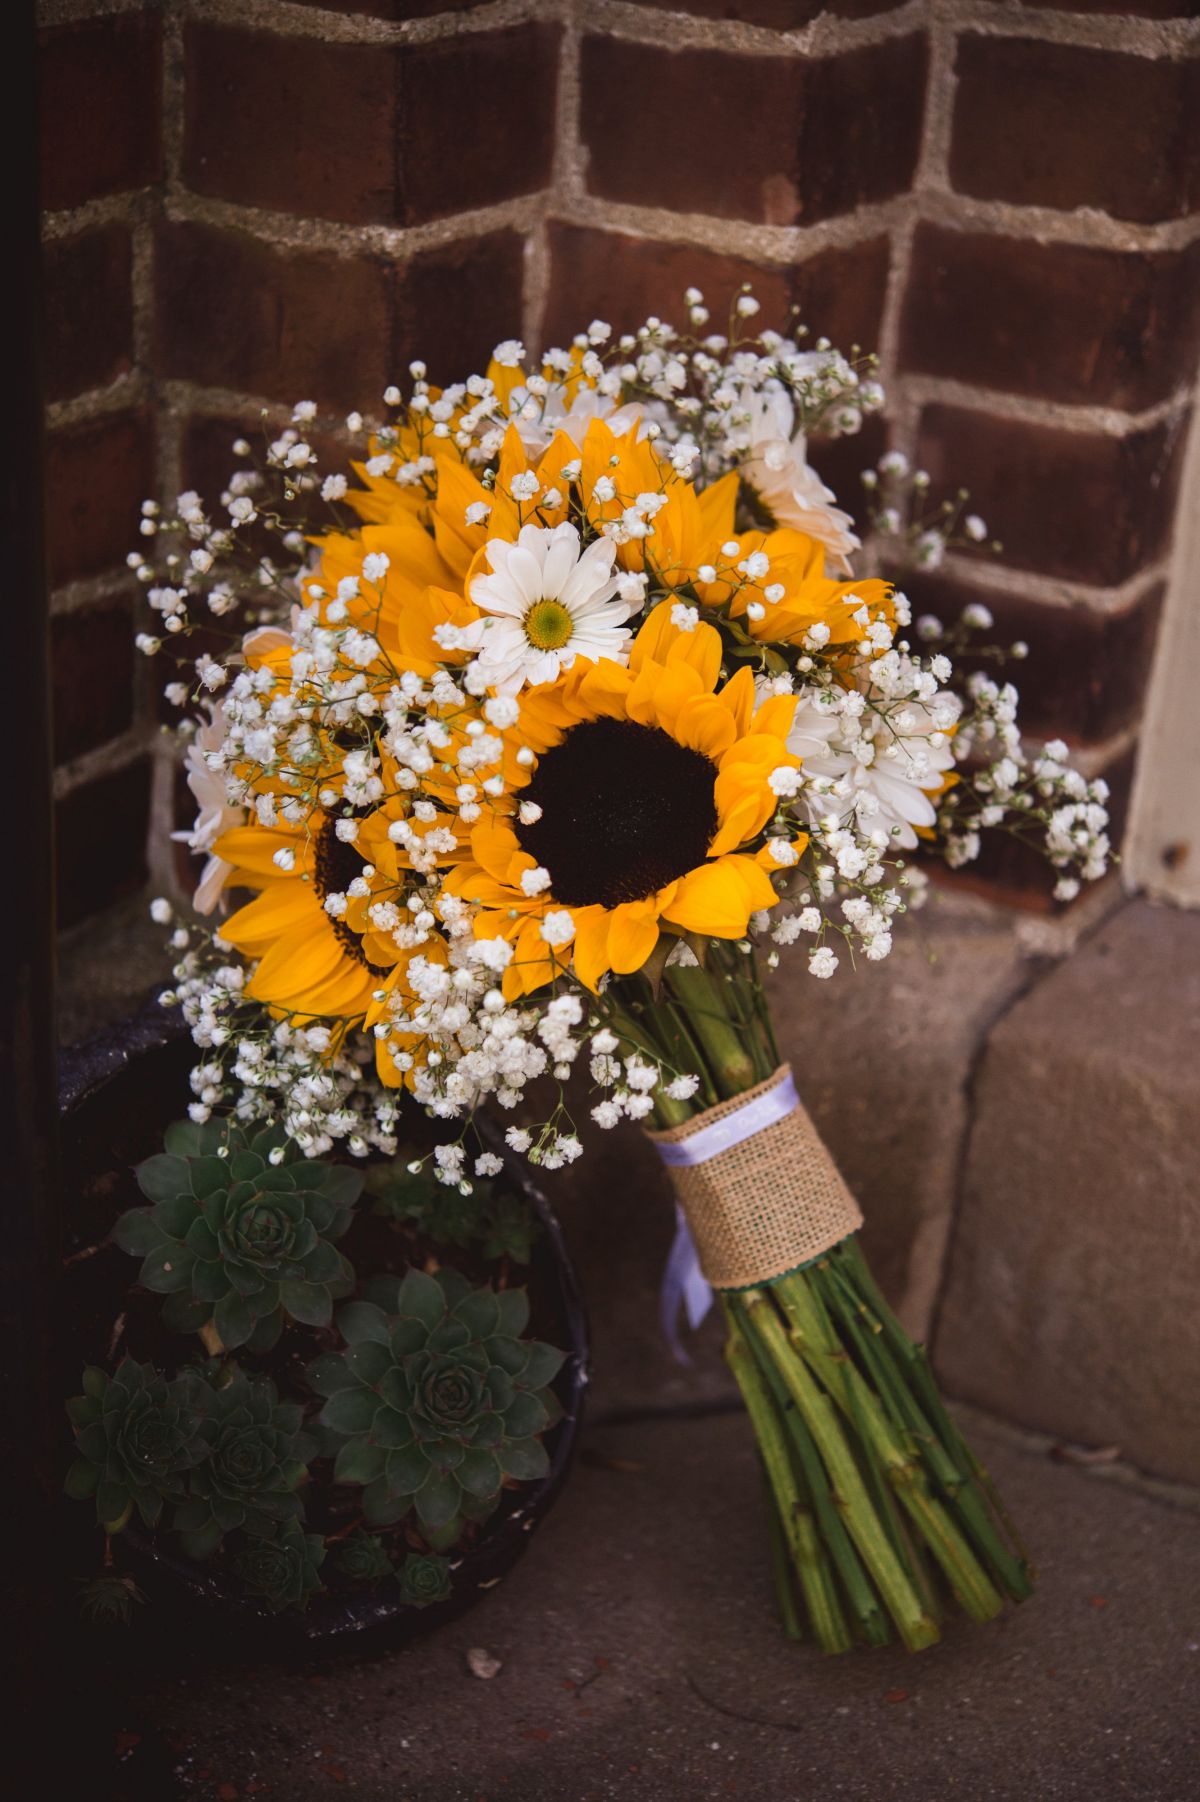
[524,599,575,651]
[514,717,718,908]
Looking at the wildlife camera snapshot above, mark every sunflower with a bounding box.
[444,603,804,999]
[215,813,399,1025]
[694,527,893,651]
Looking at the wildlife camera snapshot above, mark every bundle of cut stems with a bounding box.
[610,940,1034,1653]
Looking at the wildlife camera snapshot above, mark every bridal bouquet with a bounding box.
[133,289,1110,1651]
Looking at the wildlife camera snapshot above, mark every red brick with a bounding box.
[808,412,888,524]
[950,36,1199,225]
[184,24,398,226]
[398,231,525,384]
[1007,0,1195,14]
[155,220,394,413]
[631,0,902,23]
[580,34,926,224]
[289,0,479,13]
[905,574,1165,745]
[545,224,789,344]
[396,24,560,224]
[46,410,156,589]
[544,223,891,355]
[52,595,136,766]
[43,225,135,405]
[901,226,1200,412]
[56,757,152,930]
[172,411,353,616]
[39,13,161,210]
[914,405,1189,589]
[789,236,893,355]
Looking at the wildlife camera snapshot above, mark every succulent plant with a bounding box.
[308,1268,565,1543]
[367,1163,539,1265]
[64,1360,208,1531]
[78,1572,145,1626]
[113,1120,362,1351]
[331,1530,394,1584]
[397,1552,453,1608]
[235,1518,326,1613]
[172,1365,317,1560]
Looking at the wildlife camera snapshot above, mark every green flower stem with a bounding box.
[839,1235,1034,1576]
[663,1001,723,1109]
[817,1246,1034,1599]
[734,1294,896,1650]
[724,1307,850,1653]
[663,962,760,1097]
[707,940,779,1081]
[736,1288,940,1652]
[764,1469,805,1643]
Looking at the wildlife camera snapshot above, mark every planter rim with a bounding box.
[60,998,589,1656]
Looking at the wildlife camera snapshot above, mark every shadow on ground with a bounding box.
[102,1412,1199,1802]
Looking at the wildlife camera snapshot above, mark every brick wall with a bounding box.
[41,0,1200,941]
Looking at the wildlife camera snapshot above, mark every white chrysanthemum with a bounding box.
[462,522,637,695]
[742,386,861,575]
[171,705,241,913]
[788,686,960,849]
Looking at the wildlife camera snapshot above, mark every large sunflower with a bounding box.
[215,814,395,1023]
[444,603,804,999]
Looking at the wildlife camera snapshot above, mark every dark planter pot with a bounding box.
[60,1000,588,1661]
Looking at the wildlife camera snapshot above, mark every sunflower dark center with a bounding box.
[514,716,719,909]
[313,817,391,975]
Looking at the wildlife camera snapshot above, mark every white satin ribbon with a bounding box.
[654,1069,799,1358]
[654,1069,799,1168]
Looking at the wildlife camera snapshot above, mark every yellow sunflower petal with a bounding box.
[607,901,661,975]
[663,854,776,938]
[716,665,755,738]
[217,825,312,884]
[571,906,613,993]
[672,694,738,760]
[220,880,317,953]
[753,693,799,740]
[629,600,722,689]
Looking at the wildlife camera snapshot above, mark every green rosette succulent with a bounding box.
[78,1573,144,1626]
[308,1267,565,1543]
[368,1163,539,1265]
[331,1530,394,1584]
[235,1518,326,1613]
[397,1552,452,1608]
[113,1119,362,1351]
[64,1359,207,1532]
[173,1365,317,1560]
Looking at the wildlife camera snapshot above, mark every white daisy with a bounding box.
[741,385,861,575]
[787,685,960,849]
[462,522,638,695]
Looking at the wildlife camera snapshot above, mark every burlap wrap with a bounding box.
[646,1062,862,1290]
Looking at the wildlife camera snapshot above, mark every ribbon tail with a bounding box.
[660,1205,714,1364]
